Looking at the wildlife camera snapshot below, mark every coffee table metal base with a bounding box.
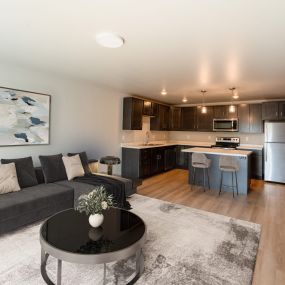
[40,248,144,285]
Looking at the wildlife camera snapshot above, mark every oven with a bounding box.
[213,119,238,132]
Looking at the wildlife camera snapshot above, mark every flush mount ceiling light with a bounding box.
[161,89,167,96]
[95,33,125,48]
[201,90,207,114]
[229,87,236,113]
[182,97,188,103]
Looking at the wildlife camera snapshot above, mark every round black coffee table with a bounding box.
[40,208,146,285]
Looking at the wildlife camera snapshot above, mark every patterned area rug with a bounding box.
[0,194,261,285]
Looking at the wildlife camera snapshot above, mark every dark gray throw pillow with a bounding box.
[67,151,91,174]
[39,154,68,183]
[1,156,38,188]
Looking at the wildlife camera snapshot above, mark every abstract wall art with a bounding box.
[0,87,50,146]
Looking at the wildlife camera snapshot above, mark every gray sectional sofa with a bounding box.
[0,167,136,235]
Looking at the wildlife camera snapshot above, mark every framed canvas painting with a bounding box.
[0,87,50,146]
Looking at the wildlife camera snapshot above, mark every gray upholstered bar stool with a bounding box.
[191,153,211,191]
[219,156,239,197]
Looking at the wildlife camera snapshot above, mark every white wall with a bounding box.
[0,64,128,174]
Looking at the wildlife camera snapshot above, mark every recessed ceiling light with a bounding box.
[161,89,167,96]
[96,33,125,48]
[182,97,188,103]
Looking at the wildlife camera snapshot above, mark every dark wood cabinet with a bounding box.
[249,104,263,133]
[214,105,237,119]
[169,107,181,130]
[140,149,151,178]
[238,104,263,133]
[238,104,250,133]
[142,100,156,116]
[278,101,285,119]
[262,102,279,120]
[164,147,176,170]
[150,104,170,131]
[238,148,263,179]
[175,145,189,169]
[150,148,165,175]
[123,97,144,130]
[181,107,196,131]
[196,106,214,131]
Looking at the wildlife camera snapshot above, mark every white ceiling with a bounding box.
[1,0,285,104]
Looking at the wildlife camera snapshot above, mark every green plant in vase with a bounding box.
[76,186,114,227]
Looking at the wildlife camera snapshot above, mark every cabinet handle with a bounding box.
[281,111,283,117]
[276,111,278,117]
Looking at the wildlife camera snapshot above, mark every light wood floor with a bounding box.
[137,169,285,285]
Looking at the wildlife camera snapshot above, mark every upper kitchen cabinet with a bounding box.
[181,107,196,131]
[123,97,144,130]
[238,103,263,133]
[249,104,263,133]
[142,100,157,117]
[213,105,238,119]
[196,106,214,131]
[278,101,285,120]
[169,107,181,130]
[150,104,170,131]
[238,104,250,133]
[262,102,279,120]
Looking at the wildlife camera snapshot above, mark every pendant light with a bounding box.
[229,87,236,113]
[201,90,207,114]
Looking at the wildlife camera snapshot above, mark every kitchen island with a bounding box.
[182,147,253,195]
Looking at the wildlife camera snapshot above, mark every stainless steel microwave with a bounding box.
[213,119,238,132]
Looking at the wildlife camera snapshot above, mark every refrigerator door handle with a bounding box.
[265,145,267,162]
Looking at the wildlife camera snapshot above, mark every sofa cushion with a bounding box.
[0,163,21,194]
[55,180,95,207]
[0,183,74,234]
[1,157,38,188]
[68,152,91,174]
[39,154,68,183]
[62,155,85,180]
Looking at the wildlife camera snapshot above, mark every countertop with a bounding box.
[182,147,253,157]
[121,141,263,150]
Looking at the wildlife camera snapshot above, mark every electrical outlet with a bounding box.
[208,135,212,140]
[245,136,249,142]
[186,135,190,139]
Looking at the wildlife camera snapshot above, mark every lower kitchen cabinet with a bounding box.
[175,145,190,169]
[122,146,176,179]
[239,148,263,179]
[150,148,165,175]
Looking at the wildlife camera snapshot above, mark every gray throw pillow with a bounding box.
[1,156,38,188]
[39,154,68,183]
[67,151,91,174]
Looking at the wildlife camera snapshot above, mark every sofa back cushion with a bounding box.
[0,163,21,194]
[1,157,38,188]
[68,151,91,174]
[39,154,68,183]
[62,154,85,180]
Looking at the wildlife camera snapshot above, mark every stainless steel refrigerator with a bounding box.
[264,122,285,183]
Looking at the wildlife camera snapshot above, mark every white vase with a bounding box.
[89,213,104,228]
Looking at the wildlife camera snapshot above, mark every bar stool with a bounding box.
[191,153,211,191]
[219,156,239,197]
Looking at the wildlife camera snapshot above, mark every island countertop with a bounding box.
[182,147,253,157]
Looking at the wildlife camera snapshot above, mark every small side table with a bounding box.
[100,156,120,175]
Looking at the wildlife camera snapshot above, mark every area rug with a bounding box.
[0,194,261,285]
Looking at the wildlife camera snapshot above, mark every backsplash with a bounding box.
[169,131,264,145]
[121,117,169,143]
